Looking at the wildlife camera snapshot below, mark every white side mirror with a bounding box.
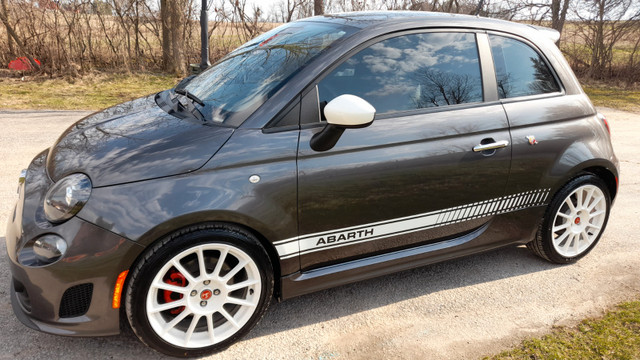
[310,95,376,152]
[324,94,376,127]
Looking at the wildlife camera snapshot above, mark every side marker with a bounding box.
[112,270,129,309]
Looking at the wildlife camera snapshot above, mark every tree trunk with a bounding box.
[161,0,172,72]
[0,0,13,56]
[551,0,570,45]
[473,0,484,15]
[314,0,323,15]
[170,0,186,76]
[161,0,186,76]
[592,0,606,79]
[134,0,140,68]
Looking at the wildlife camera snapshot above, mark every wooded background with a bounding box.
[0,0,639,84]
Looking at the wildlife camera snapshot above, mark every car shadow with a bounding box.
[246,244,557,340]
[0,237,556,359]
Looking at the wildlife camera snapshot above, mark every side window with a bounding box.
[317,32,483,116]
[489,35,560,99]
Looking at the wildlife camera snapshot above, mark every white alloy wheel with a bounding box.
[145,243,262,349]
[551,184,607,257]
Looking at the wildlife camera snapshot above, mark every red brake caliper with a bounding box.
[163,268,187,315]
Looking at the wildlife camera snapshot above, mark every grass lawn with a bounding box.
[0,72,179,110]
[485,300,640,360]
[584,84,640,113]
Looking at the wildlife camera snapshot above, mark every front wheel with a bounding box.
[125,224,274,357]
[528,174,611,264]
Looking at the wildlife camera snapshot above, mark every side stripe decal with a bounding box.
[274,188,551,260]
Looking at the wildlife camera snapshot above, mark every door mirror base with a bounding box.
[310,124,345,152]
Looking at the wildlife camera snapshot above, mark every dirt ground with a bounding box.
[0,107,638,360]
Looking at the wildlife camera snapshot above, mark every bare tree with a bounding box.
[500,0,571,43]
[0,1,40,70]
[569,0,640,80]
[274,0,303,22]
[0,0,12,57]
[414,69,478,107]
[550,0,571,35]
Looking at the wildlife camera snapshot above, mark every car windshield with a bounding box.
[183,21,357,126]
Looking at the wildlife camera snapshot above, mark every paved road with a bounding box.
[1,108,639,360]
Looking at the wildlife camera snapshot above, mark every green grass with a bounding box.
[0,72,180,110]
[485,300,640,360]
[584,84,640,113]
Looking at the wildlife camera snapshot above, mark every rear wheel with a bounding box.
[528,174,611,264]
[126,224,273,357]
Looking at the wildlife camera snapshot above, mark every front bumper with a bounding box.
[6,151,145,336]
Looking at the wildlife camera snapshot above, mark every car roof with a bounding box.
[300,11,559,43]
[306,10,484,27]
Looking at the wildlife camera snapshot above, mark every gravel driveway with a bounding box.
[1,108,639,360]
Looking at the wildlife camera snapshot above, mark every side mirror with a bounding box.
[324,94,376,127]
[310,95,376,152]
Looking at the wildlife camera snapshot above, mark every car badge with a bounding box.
[526,135,538,145]
[200,289,213,300]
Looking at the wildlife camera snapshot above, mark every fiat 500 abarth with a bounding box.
[7,11,618,357]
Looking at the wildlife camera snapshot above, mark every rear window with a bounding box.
[489,35,560,99]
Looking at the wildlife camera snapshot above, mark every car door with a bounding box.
[292,31,513,271]
[486,33,586,196]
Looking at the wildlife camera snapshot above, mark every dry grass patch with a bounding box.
[583,83,640,113]
[0,72,179,110]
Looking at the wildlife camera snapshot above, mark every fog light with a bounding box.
[34,235,67,262]
[18,234,68,267]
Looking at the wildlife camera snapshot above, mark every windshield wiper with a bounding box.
[154,89,206,123]
[175,88,205,106]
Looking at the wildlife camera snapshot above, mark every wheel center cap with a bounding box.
[574,217,581,225]
[200,289,213,300]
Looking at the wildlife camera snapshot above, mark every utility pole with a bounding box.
[200,0,210,71]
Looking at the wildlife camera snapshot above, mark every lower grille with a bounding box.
[13,278,32,313]
[59,283,93,318]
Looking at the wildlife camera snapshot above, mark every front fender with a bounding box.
[76,129,300,274]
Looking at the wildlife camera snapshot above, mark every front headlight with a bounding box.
[43,173,92,223]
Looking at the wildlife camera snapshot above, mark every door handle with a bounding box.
[473,140,509,152]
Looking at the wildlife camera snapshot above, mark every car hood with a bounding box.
[46,95,234,187]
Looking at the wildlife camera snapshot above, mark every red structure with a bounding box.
[8,57,41,71]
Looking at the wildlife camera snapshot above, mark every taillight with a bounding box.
[597,113,610,134]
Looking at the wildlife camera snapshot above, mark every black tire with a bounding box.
[125,223,274,357]
[528,174,611,264]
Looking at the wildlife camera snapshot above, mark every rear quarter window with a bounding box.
[489,35,560,99]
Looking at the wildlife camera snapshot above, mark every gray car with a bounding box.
[6,11,618,357]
